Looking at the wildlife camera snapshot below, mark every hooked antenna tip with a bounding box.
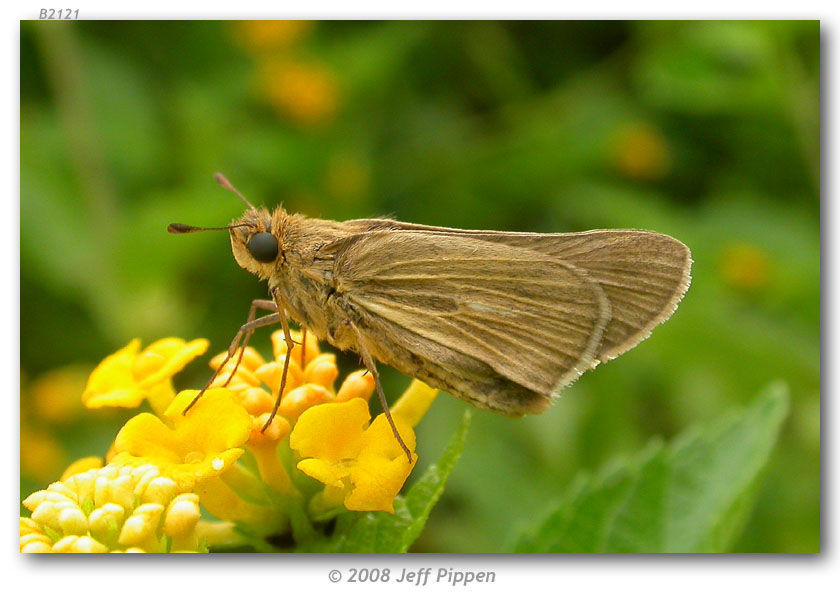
[168,223,195,234]
[213,172,256,210]
[168,222,252,234]
[213,172,231,189]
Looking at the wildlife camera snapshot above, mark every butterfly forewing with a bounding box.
[332,231,612,413]
[429,229,693,364]
[345,220,692,365]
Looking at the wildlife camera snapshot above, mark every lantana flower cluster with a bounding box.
[21,330,437,553]
[21,462,203,553]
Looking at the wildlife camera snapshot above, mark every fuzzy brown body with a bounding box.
[226,206,692,417]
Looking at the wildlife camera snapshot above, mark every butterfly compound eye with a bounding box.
[247,232,279,263]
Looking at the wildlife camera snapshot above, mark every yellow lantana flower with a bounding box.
[200,329,437,514]
[82,338,209,413]
[290,398,418,514]
[210,329,375,428]
[111,388,251,489]
[205,329,376,497]
[288,380,438,514]
[21,463,205,553]
[25,326,443,552]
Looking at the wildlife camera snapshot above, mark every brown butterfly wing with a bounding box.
[331,231,611,413]
[344,220,692,366]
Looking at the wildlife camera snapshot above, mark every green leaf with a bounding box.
[513,383,790,552]
[301,409,471,553]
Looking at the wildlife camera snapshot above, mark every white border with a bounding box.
[8,6,833,599]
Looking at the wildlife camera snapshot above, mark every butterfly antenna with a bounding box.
[214,173,256,211]
[167,223,250,234]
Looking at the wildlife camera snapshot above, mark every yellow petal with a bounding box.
[153,448,245,489]
[83,389,146,409]
[238,387,275,416]
[334,370,375,403]
[193,477,280,527]
[391,380,438,428]
[271,328,319,367]
[113,413,186,464]
[341,413,417,512]
[237,346,268,371]
[279,384,333,421]
[135,338,209,388]
[209,346,266,373]
[249,413,291,445]
[211,361,262,388]
[145,380,177,417]
[297,458,350,488]
[164,389,252,455]
[345,450,414,513]
[82,340,143,408]
[289,397,370,462]
[255,360,303,395]
[132,348,168,381]
[360,413,417,458]
[303,354,338,389]
[112,389,250,489]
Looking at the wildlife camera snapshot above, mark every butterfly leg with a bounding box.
[262,289,299,432]
[342,319,413,463]
[220,299,279,387]
[182,299,283,415]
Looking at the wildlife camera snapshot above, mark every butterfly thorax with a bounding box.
[228,209,362,342]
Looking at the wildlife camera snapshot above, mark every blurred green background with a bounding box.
[20,20,819,552]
